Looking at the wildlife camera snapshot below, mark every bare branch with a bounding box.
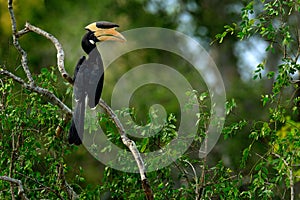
[6,0,72,115]
[98,99,153,200]
[0,69,72,116]
[0,176,29,200]
[98,99,145,179]
[9,0,73,85]
[15,27,30,37]
[21,22,74,85]
[8,0,34,85]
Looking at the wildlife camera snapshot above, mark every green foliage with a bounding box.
[216,0,300,199]
[0,67,73,199]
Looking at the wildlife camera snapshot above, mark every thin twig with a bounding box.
[0,176,29,200]
[98,99,154,200]
[183,160,200,200]
[0,69,72,116]
[198,130,208,200]
[9,133,16,200]
[16,172,65,200]
[57,163,79,200]
[272,153,294,200]
[8,0,34,85]
[15,27,30,37]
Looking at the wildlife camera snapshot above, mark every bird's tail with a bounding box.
[68,101,85,145]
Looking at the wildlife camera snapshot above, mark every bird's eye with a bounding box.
[89,40,95,45]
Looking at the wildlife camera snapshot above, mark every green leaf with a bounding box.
[140,138,149,153]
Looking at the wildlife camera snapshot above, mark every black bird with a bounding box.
[68,21,125,145]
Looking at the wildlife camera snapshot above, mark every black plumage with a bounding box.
[68,21,125,145]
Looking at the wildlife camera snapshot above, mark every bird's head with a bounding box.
[82,21,126,53]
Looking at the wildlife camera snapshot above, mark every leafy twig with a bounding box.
[272,153,294,200]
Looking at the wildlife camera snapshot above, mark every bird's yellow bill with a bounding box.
[94,28,126,42]
[85,23,125,42]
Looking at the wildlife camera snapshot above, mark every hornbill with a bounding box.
[68,21,125,145]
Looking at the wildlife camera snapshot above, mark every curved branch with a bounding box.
[0,69,72,116]
[0,176,29,200]
[8,0,73,85]
[22,22,74,85]
[98,99,153,200]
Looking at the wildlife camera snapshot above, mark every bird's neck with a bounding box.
[81,32,97,54]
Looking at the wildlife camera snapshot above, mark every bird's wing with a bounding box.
[69,100,85,145]
[85,50,104,108]
[69,56,87,145]
[73,56,86,80]
[73,56,86,102]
